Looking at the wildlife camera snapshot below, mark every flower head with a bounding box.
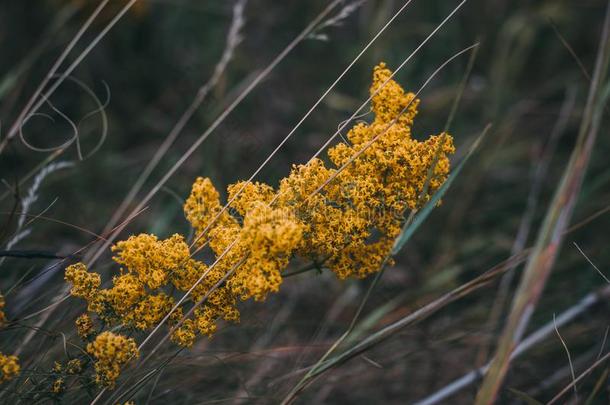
[87,332,138,388]
[76,313,95,339]
[65,263,101,300]
[112,233,190,289]
[52,378,65,394]
[0,353,20,384]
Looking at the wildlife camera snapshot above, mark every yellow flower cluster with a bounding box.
[52,378,65,394]
[65,263,100,300]
[64,63,454,354]
[187,62,454,282]
[65,232,240,347]
[0,352,20,384]
[86,332,138,388]
[66,358,83,374]
[75,313,95,339]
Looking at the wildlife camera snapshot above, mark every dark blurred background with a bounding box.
[1,0,609,403]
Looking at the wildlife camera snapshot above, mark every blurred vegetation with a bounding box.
[0,0,609,403]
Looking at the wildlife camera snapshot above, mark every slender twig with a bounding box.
[573,242,609,283]
[547,351,610,405]
[553,313,578,401]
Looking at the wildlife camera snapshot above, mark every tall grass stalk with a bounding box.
[474,2,610,403]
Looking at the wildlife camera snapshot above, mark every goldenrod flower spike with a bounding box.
[63,63,455,361]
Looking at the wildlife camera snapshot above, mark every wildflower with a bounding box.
[224,202,304,301]
[112,233,190,289]
[66,359,83,374]
[170,258,208,292]
[0,352,20,384]
[87,332,138,388]
[76,313,94,339]
[170,319,197,348]
[104,273,146,316]
[282,62,454,278]
[124,293,174,330]
[52,378,65,394]
[64,62,454,350]
[184,177,237,244]
[53,361,63,373]
[65,263,101,300]
[227,181,275,216]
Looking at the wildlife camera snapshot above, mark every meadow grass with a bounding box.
[1,1,609,404]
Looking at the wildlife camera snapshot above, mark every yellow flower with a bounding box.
[112,233,190,289]
[65,263,101,300]
[226,202,304,301]
[370,61,420,127]
[0,352,20,384]
[170,319,197,348]
[66,359,83,374]
[184,177,237,244]
[76,313,95,339]
[227,181,275,216]
[63,62,455,349]
[279,62,454,278]
[52,378,65,394]
[104,273,146,317]
[87,332,138,388]
[124,293,174,330]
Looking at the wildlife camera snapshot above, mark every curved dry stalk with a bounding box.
[553,314,578,401]
[0,0,112,154]
[573,242,610,283]
[1,0,138,155]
